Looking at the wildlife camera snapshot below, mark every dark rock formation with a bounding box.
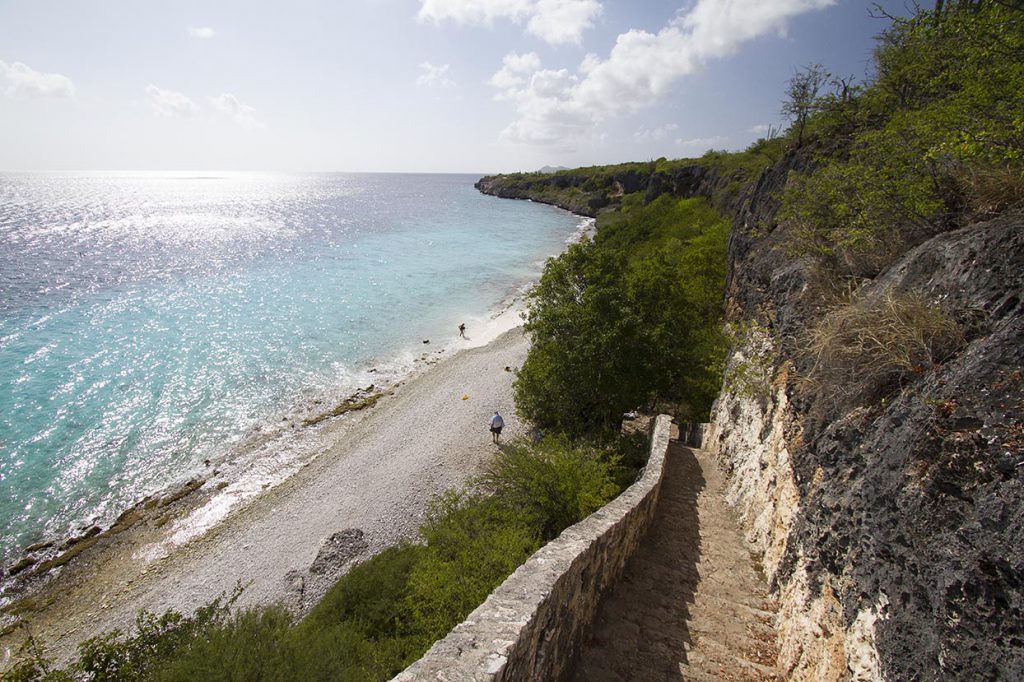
[310,529,368,575]
[714,142,1024,679]
[476,155,1024,677]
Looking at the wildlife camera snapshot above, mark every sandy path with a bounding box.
[1,328,529,669]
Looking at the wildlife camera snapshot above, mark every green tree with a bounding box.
[514,197,729,434]
[782,63,829,146]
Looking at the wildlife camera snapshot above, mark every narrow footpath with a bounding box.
[573,441,781,681]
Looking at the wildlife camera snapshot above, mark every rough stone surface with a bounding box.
[573,443,781,681]
[393,415,672,682]
[309,529,368,575]
[709,148,1024,682]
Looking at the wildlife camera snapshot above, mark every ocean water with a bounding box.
[0,172,584,567]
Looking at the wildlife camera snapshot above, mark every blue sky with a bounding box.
[0,0,898,173]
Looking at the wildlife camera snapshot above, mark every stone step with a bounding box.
[571,444,782,682]
[687,594,777,628]
[684,633,782,679]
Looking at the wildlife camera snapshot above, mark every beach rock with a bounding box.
[283,569,306,609]
[8,556,36,576]
[24,541,54,553]
[159,478,204,507]
[61,526,101,550]
[309,529,368,575]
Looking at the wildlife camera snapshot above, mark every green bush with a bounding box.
[780,4,1024,276]
[514,196,729,434]
[4,435,641,682]
[481,436,622,541]
[153,607,295,682]
[405,493,540,644]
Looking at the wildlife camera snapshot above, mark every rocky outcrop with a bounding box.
[474,163,727,218]
[473,152,1023,679]
[708,144,1024,682]
[284,528,369,615]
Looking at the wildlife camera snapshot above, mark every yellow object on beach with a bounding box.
[461,394,468,400]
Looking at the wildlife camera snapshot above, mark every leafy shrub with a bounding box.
[515,196,729,433]
[481,436,622,541]
[404,492,540,644]
[4,435,641,682]
[153,607,295,682]
[780,4,1024,276]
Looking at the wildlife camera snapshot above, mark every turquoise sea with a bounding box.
[0,172,585,569]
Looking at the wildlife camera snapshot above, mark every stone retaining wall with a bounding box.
[394,414,673,682]
[678,422,709,449]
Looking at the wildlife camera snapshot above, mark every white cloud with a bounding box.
[488,52,541,94]
[418,0,600,45]
[187,26,217,39]
[418,0,531,25]
[145,84,198,117]
[526,0,601,44]
[675,134,727,149]
[416,61,456,88]
[748,123,772,135]
[489,0,835,147]
[0,60,75,98]
[633,123,678,142]
[210,92,264,129]
[498,69,590,147]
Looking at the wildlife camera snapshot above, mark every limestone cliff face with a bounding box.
[477,156,1022,677]
[707,154,1024,680]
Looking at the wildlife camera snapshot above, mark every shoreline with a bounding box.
[0,211,595,591]
[1,324,533,669]
[0,192,595,670]
[0,212,593,585]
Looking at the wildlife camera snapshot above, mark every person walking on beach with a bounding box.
[459,323,466,338]
[489,411,504,443]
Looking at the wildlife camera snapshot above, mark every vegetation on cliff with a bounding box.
[714,4,1024,678]
[780,3,1024,280]
[773,3,1024,412]
[515,195,730,433]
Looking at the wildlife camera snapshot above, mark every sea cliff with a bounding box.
[477,142,1023,679]
[705,152,1024,679]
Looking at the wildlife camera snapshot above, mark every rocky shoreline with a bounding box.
[0,327,531,670]
[0,377,393,605]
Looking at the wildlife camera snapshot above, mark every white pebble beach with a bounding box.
[0,326,530,669]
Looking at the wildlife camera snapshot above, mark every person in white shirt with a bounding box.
[489,411,504,443]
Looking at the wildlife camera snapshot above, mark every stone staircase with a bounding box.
[572,442,781,681]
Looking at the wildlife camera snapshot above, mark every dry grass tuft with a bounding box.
[960,164,1024,220]
[800,289,965,406]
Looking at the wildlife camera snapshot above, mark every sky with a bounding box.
[0,0,901,173]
